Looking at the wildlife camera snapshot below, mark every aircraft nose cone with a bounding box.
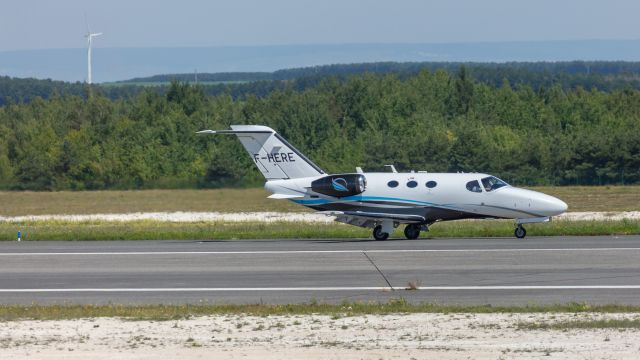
[558,198,568,213]
[550,197,568,215]
[537,194,568,216]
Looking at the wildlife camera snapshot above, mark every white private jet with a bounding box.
[198,125,568,240]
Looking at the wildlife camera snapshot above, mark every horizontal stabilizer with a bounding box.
[268,193,304,199]
[319,210,425,223]
[196,129,273,135]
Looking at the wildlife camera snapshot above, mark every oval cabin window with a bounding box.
[426,181,437,188]
[466,180,482,193]
[407,180,418,188]
[387,180,399,188]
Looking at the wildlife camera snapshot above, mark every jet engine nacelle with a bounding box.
[311,174,366,197]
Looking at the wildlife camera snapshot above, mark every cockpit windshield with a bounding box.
[481,176,509,192]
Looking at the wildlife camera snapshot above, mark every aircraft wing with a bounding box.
[267,193,304,199]
[319,210,425,223]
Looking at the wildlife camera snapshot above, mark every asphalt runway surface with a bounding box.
[1,236,640,305]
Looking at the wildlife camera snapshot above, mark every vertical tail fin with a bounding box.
[198,125,325,180]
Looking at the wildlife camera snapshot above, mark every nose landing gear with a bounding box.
[372,221,396,240]
[373,225,389,241]
[514,225,527,239]
[514,216,550,239]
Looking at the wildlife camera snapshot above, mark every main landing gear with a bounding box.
[404,224,421,240]
[372,222,427,240]
[515,224,527,239]
[373,224,423,240]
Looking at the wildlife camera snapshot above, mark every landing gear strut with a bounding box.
[373,225,389,241]
[404,224,421,240]
[515,225,527,239]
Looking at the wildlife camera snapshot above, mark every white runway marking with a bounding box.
[1,248,640,256]
[1,285,640,292]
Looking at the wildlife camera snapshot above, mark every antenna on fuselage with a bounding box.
[384,165,398,173]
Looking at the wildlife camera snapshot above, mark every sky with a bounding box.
[1,0,639,51]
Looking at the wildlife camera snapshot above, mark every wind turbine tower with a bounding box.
[85,24,102,84]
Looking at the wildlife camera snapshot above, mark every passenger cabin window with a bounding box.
[387,180,399,188]
[426,181,437,188]
[407,180,418,188]
[466,180,482,193]
[481,176,508,192]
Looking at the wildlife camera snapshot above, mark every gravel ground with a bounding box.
[1,312,639,359]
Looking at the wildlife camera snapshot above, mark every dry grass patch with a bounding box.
[1,301,640,321]
[529,186,640,212]
[0,188,304,216]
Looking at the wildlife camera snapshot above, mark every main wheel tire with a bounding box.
[515,225,526,239]
[373,225,389,241]
[404,224,420,240]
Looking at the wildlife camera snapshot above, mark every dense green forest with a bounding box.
[0,65,638,190]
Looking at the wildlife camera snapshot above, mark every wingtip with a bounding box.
[196,130,216,134]
[267,193,304,199]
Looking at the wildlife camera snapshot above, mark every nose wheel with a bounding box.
[373,225,389,241]
[514,225,527,239]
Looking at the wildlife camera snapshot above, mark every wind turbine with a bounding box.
[84,16,102,84]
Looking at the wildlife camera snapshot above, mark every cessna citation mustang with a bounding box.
[198,125,568,240]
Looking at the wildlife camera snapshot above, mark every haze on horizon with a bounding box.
[1,0,639,51]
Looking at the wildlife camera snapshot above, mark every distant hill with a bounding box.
[117,61,640,85]
[3,61,640,106]
[3,40,640,82]
[120,72,272,84]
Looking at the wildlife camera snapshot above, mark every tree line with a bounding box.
[0,67,638,190]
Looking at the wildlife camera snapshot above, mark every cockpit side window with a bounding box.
[481,176,509,192]
[466,180,482,193]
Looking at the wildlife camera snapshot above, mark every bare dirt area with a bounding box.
[1,313,639,359]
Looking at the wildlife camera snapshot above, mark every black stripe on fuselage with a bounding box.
[308,203,498,223]
[322,200,546,219]
[306,198,545,222]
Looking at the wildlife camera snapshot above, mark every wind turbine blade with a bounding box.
[84,11,90,33]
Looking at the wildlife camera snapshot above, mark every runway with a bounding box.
[1,236,640,305]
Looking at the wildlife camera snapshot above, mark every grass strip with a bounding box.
[1,301,639,321]
[518,318,640,330]
[1,219,638,241]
